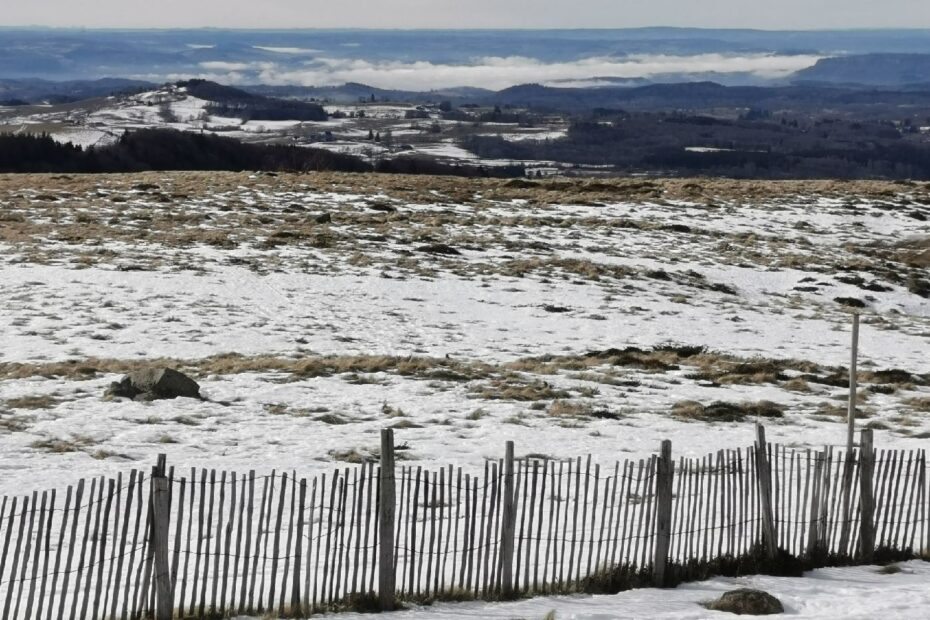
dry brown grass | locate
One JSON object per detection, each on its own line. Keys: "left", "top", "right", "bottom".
{"left": 905, "top": 396, "right": 930, "bottom": 412}
{"left": 30, "top": 434, "right": 98, "bottom": 453}
{"left": 547, "top": 399, "right": 594, "bottom": 417}
{"left": 0, "top": 352, "right": 496, "bottom": 382}
{"left": 0, "top": 413, "right": 33, "bottom": 433}
{"left": 4, "top": 394, "right": 62, "bottom": 409}
{"left": 671, "top": 400, "right": 785, "bottom": 422}
{"left": 469, "top": 379, "right": 570, "bottom": 402}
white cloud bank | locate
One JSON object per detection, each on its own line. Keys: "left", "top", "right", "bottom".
{"left": 190, "top": 53, "right": 822, "bottom": 90}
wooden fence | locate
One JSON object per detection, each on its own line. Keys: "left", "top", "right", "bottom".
{"left": 0, "top": 425, "right": 926, "bottom": 619}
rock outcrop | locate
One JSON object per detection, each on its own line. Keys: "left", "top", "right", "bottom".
{"left": 105, "top": 368, "right": 202, "bottom": 401}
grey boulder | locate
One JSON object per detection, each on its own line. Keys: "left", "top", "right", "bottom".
{"left": 706, "top": 588, "right": 784, "bottom": 615}
{"left": 106, "top": 368, "right": 202, "bottom": 402}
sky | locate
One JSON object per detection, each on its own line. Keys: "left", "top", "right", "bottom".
{"left": 4, "top": 0, "right": 930, "bottom": 29}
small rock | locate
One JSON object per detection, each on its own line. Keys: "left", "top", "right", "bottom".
{"left": 834, "top": 296, "right": 866, "bottom": 308}
{"left": 416, "top": 243, "right": 460, "bottom": 256}
{"left": 707, "top": 588, "right": 784, "bottom": 615}
{"left": 314, "top": 212, "right": 332, "bottom": 224}
{"left": 106, "top": 368, "right": 202, "bottom": 402}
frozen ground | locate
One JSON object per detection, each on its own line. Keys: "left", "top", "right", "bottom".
{"left": 305, "top": 560, "right": 930, "bottom": 619}
{"left": 0, "top": 172, "right": 928, "bottom": 497}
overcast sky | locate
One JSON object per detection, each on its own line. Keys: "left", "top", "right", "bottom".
{"left": 4, "top": 0, "right": 930, "bottom": 29}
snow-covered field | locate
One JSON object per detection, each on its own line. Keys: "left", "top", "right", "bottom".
{"left": 0, "top": 172, "right": 928, "bottom": 500}
{"left": 1, "top": 172, "right": 929, "bottom": 618}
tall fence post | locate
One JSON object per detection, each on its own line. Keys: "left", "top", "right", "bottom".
{"left": 858, "top": 429, "right": 875, "bottom": 562}
{"left": 653, "top": 439, "right": 673, "bottom": 587}
{"left": 378, "top": 429, "right": 396, "bottom": 611}
{"left": 500, "top": 441, "right": 516, "bottom": 598}
{"left": 754, "top": 424, "right": 778, "bottom": 559}
{"left": 847, "top": 312, "right": 860, "bottom": 455}
{"left": 151, "top": 455, "right": 172, "bottom": 620}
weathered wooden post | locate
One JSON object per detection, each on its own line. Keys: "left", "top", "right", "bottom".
{"left": 152, "top": 455, "right": 172, "bottom": 620}
{"left": 378, "top": 429, "right": 396, "bottom": 611}
{"left": 754, "top": 425, "right": 778, "bottom": 559}
{"left": 858, "top": 429, "right": 875, "bottom": 562}
{"left": 500, "top": 441, "right": 516, "bottom": 598}
{"left": 653, "top": 439, "right": 673, "bottom": 587}
{"left": 847, "top": 312, "right": 860, "bottom": 455}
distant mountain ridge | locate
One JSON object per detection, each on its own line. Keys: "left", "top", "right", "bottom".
{"left": 793, "top": 53, "right": 930, "bottom": 87}
{"left": 0, "top": 78, "right": 152, "bottom": 104}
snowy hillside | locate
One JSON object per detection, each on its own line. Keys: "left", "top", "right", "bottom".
{"left": 0, "top": 173, "right": 927, "bottom": 498}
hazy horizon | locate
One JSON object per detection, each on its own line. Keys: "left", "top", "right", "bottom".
{"left": 3, "top": 1, "right": 930, "bottom": 30}
{"left": 4, "top": 25, "right": 930, "bottom": 89}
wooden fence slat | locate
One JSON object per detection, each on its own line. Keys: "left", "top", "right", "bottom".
{"left": 876, "top": 450, "right": 897, "bottom": 547}
{"left": 892, "top": 451, "right": 914, "bottom": 549}
{"left": 102, "top": 476, "right": 120, "bottom": 618}
{"left": 654, "top": 441, "right": 673, "bottom": 587}
{"left": 641, "top": 456, "right": 657, "bottom": 569}
{"left": 35, "top": 489, "right": 55, "bottom": 620}
{"left": 24, "top": 490, "right": 48, "bottom": 620}
{"left": 424, "top": 470, "right": 436, "bottom": 597}
{"left": 440, "top": 464, "right": 454, "bottom": 596}
{"left": 191, "top": 469, "right": 206, "bottom": 617}
{"left": 0, "top": 496, "right": 15, "bottom": 620}
{"left": 268, "top": 471, "right": 286, "bottom": 611}
{"left": 283, "top": 470, "right": 297, "bottom": 614}
{"left": 260, "top": 470, "right": 278, "bottom": 611}
{"left": 312, "top": 474, "right": 326, "bottom": 610}
{"left": 542, "top": 462, "right": 557, "bottom": 592}
{"left": 322, "top": 469, "right": 338, "bottom": 608}
{"left": 211, "top": 470, "right": 226, "bottom": 615}
{"left": 533, "top": 461, "right": 548, "bottom": 592}
{"left": 415, "top": 469, "right": 427, "bottom": 597}
{"left": 110, "top": 472, "right": 135, "bottom": 620}
{"left": 4, "top": 494, "right": 29, "bottom": 620}
{"left": 303, "top": 477, "right": 317, "bottom": 614}
{"left": 334, "top": 471, "right": 349, "bottom": 603}
{"left": 239, "top": 471, "right": 255, "bottom": 614}
{"left": 223, "top": 472, "right": 236, "bottom": 612}
{"left": 350, "top": 464, "right": 364, "bottom": 597}
{"left": 92, "top": 480, "right": 115, "bottom": 620}
{"left": 232, "top": 473, "right": 246, "bottom": 614}
{"left": 434, "top": 465, "right": 444, "bottom": 596}
{"left": 631, "top": 459, "right": 647, "bottom": 569}
{"left": 556, "top": 459, "right": 570, "bottom": 590}
{"left": 292, "top": 478, "right": 306, "bottom": 613}
{"left": 248, "top": 472, "right": 269, "bottom": 613}
{"left": 72, "top": 480, "right": 96, "bottom": 620}
{"left": 48, "top": 487, "right": 71, "bottom": 620}
{"left": 616, "top": 460, "right": 633, "bottom": 568}
{"left": 125, "top": 473, "right": 145, "bottom": 620}
{"left": 179, "top": 472, "right": 195, "bottom": 617}
{"left": 474, "top": 464, "right": 487, "bottom": 597}
{"left": 13, "top": 491, "right": 38, "bottom": 620}
{"left": 199, "top": 468, "right": 216, "bottom": 617}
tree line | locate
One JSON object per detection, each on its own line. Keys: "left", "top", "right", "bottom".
{"left": 0, "top": 130, "right": 524, "bottom": 178}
